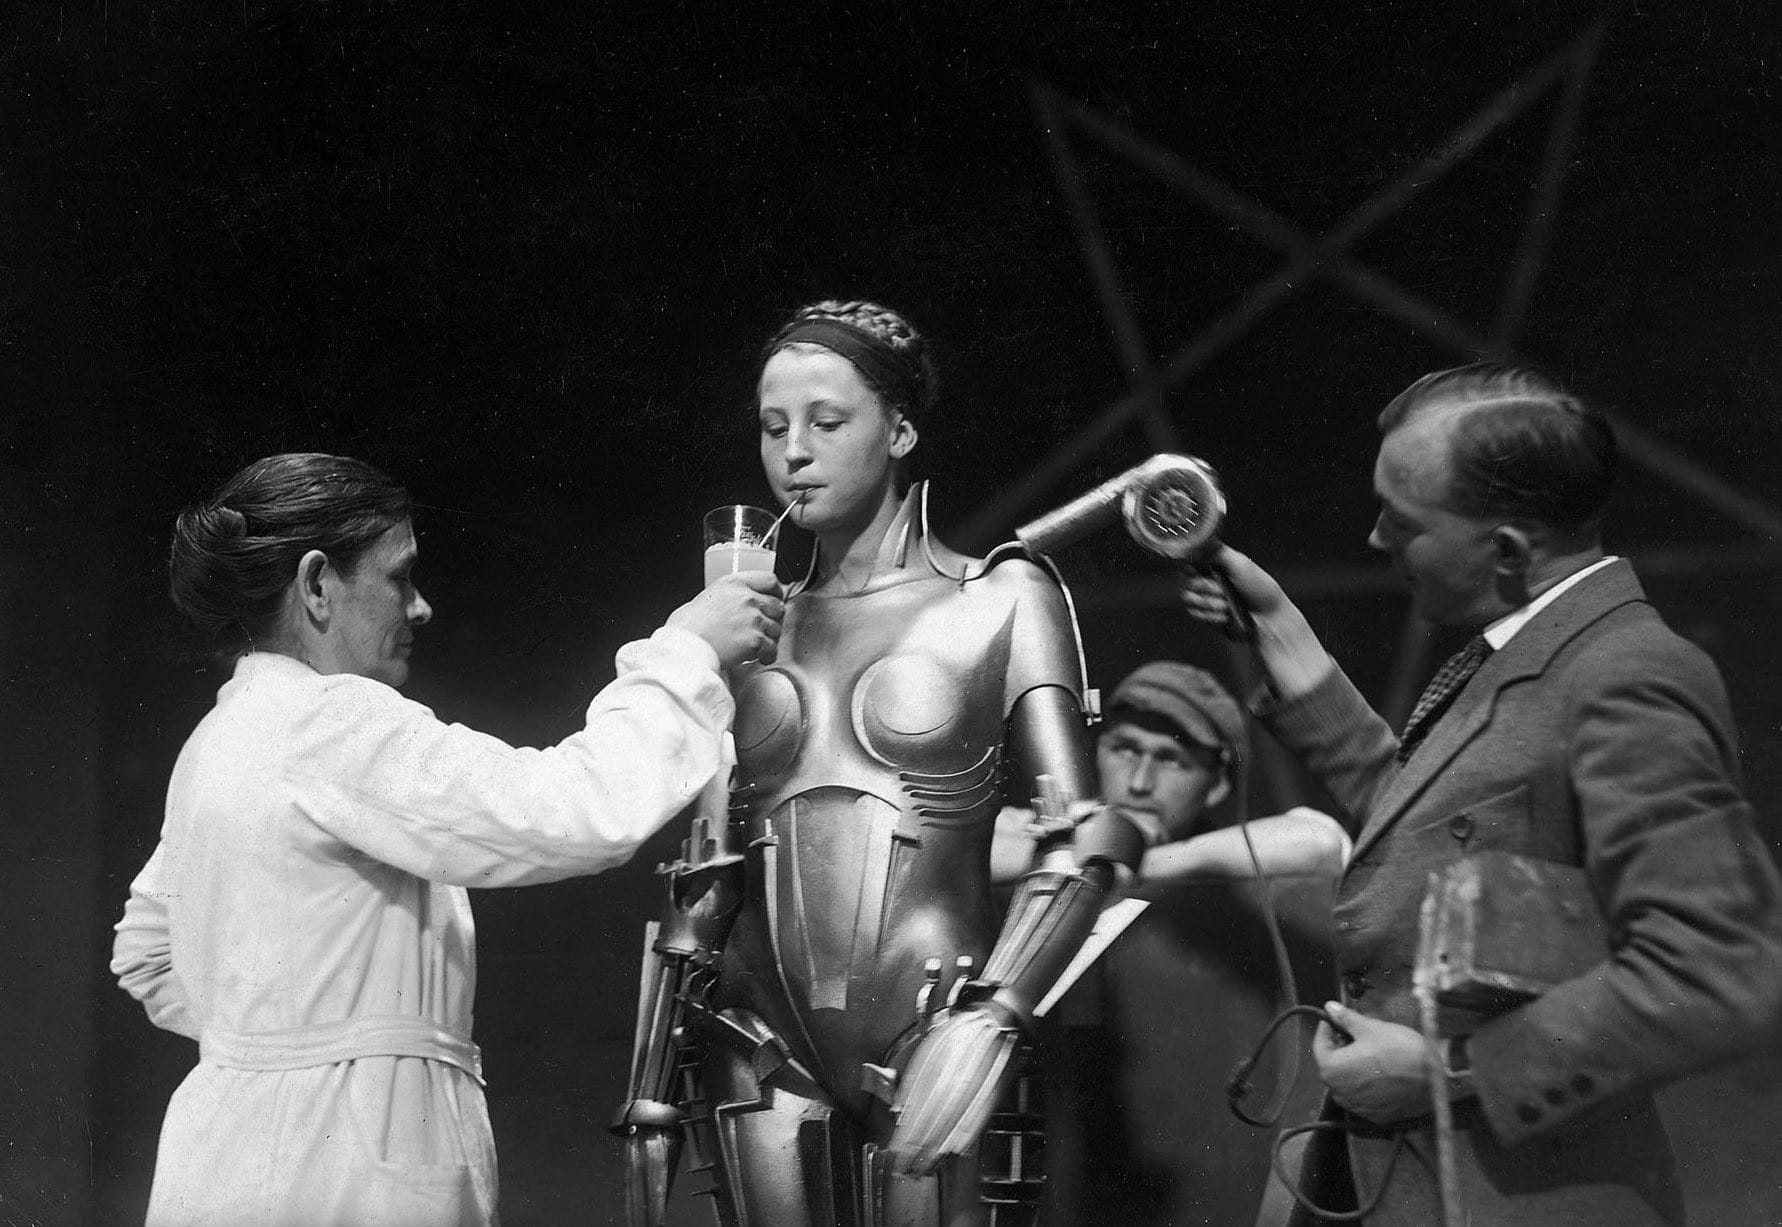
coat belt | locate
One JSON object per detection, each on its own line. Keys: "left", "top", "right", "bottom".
{"left": 200, "top": 1014, "right": 484, "bottom": 1084}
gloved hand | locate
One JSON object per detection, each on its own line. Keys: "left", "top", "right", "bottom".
{"left": 884, "top": 1001, "right": 1023, "bottom": 1176}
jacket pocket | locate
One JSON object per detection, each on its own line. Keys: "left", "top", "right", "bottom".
{"left": 1406, "top": 780, "right": 1533, "bottom": 851}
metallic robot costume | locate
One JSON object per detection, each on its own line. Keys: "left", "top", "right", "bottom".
{"left": 616, "top": 485, "right": 1140, "bottom": 1227}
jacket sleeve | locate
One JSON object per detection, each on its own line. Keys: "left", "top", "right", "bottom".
{"left": 1256, "top": 664, "right": 1399, "bottom": 835}
{"left": 285, "top": 626, "right": 736, "bottom": 888}
{"left": 1469, "top": 632, "right": 1782, "bottom": 1145}
{"left": 110, "top": 842, "right": 201, "bottom": 1040}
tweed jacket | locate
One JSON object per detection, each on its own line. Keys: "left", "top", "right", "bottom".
{"left": 1262, "top": 560, "right": 1782, "bottom": 1227}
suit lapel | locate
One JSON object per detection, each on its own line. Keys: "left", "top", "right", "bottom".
{"left": 1347, "top": 561, "right": 1648, "bottom": 866}
{"left": 1350, "top": 655, "right": 1506, "bottom": 862}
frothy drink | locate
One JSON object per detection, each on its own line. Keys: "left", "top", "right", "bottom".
{"left": 704, "top": 541, "right": 777, "bottom": 587}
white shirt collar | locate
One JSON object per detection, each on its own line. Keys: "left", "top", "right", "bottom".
{"left": 1482, "top": 556, "right": 1619, "bottom": 650}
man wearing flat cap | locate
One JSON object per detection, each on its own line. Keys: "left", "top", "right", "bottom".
{"left": 1095, "top": 660, "right": 1249, "bottom": 847}
{"left": 997, "top": 660, "right": 1346, "bottom": 1225}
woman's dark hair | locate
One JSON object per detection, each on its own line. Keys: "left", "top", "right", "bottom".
{"left": 761, "top": 299, "right": 940, "bottom": 424}
{"left": 1378, "top": 362, "right": 1617, "bottom": 535}
{"left": 168, "top": 453, "right": 412, "bottom": 657}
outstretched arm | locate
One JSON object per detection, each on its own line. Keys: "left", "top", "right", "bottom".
{"left": 992, "top": 804, "right": 1349, "bottom": 891}
{"left": 1127, "top": 806, "right": 1350, "bottom": 896}
{"left": 283, "top": 625, "right": 736, "bottom": 887}
{"left": 1180, "top": 545, "right": 1336, "bottom": 702}
{"left": 1190, "top": 546, "right": 1399, "bottom": 823}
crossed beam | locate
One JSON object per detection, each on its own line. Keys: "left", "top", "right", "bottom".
{"left": 1072, "top": 540, "right": 1782, "bottom": 613}
{"left": 964, "top": 21, "right": 1782, "bottom": 556}
{"left": 978, "top": 18, "right": 1782, "bottom": 728}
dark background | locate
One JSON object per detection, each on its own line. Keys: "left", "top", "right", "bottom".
{"left": 5, "top": 3, "right": 1781, "bottom": 1224}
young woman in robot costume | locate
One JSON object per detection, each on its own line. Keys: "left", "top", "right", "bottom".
{"left": 614, "top": 301, "right": 1146, "bottom": 1226}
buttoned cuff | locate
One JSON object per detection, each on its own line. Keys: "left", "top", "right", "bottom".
{"left": 1466, "top": 1011, "right": 1620, "bottom": 1145}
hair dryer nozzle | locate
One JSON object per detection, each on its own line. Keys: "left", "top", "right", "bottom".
{"left": 1014, "top": 470, "right": 1130, "bottom": 556}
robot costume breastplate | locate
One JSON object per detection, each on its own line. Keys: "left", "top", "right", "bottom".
{"left": 719, "top": 568, "right": 1023, "bottom": 1093}
{"left": 734, "top": 574, "right": 1015, "bottom": 822}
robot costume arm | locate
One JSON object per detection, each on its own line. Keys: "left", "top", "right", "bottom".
{"left": 887, "top": 676, "right": 1148, "bottom": 1175}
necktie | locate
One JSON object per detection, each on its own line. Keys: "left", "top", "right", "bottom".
{"left": 1397, "top": 635, "right": 1492, "bottom": 764}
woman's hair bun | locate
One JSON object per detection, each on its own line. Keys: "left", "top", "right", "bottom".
{"left": 167, "top": 454, "right": 411, "bottom": 660}
{"left": 175, "top": 502, "right": 247, "bottom": 547}
{"left": 208, "top": 504, "right": 248, "bottom": 539}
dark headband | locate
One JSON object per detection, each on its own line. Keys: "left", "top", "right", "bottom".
{"left": 770, "top": 318, "right": 923, "bottom": 419}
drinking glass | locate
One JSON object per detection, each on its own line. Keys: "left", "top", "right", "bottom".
{"left": 702, "top": 505, "right": 779, "bottom": 588}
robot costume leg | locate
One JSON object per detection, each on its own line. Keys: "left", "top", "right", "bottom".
{"left": 612, "top": 799, "right": 746, "bottom": 1226}
{"left": 695, "top": 1037, "right": 852, "bottom": 1227}
{"left": 977, "top": 1063, "right": 1048, "bottom": 1227}
{"left": 611, "top": 922, "right": 698, "bottom": 1227}
{"left": 689, "top": 1014, "right": 1004, "bottom": 1227}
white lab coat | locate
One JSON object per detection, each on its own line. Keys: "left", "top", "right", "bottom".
{"left": 111, "top": 630, "right": 732, "bottom": 1226}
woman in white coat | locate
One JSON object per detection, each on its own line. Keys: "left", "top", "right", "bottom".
{"left": 111, "top": 452, "right": 783, "bottom": 1227}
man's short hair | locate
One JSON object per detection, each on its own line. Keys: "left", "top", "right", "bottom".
{"left": 1379, "top": 362, "right": 1617, "bottom": 535}
{"left": 1103, "top": 661, "right": 1247, "bottom": 776}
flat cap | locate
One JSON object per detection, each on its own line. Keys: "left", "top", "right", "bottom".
{"left": 1105, "top": 660, "right": 1247, "bottom": 768}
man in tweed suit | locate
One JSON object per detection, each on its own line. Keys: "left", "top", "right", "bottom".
{"left": 1183, "top": 363, "right": 1782, "bottom": 1225}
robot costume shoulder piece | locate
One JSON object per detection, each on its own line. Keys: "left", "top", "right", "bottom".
{"left": 614, "top": 483, "right": 1142, "bottom": 1227}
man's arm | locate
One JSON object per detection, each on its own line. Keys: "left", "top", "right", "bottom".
{"left": 1128, "top": 806, "right": 1350, "bottom": 893}
{"left": 1180, "top": 545, "right": 1337, "bottom": 701}
{"left": 992, "top": 804, "right": 1349, "bottom": 890}
{"left": 1183, "top": 545, "right": 1398, "bottom": 828}
{"left": 1466, "top": 630, "right": 1782, "bottom": 1145}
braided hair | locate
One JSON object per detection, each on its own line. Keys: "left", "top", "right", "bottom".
{"left": 763, "top": 299, "right": 939, "bottom": 424}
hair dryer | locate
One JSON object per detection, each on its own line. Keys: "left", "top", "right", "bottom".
{"left": 1015, "top": 454, "right": 1252, "bottom": 639}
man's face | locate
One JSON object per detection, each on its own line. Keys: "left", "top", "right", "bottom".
{"left": 1367, "top": 413, "right": 1505, "bottom": 630}
{"left": 1097, "top": 721, "right": 1224, "bottom": 842}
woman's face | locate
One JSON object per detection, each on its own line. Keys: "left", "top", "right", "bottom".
{"left": 322, "top": 518, "right": 431, "bottom": 688}
{"left": 758, "top": 345, "right": 916, "bottom": 536}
